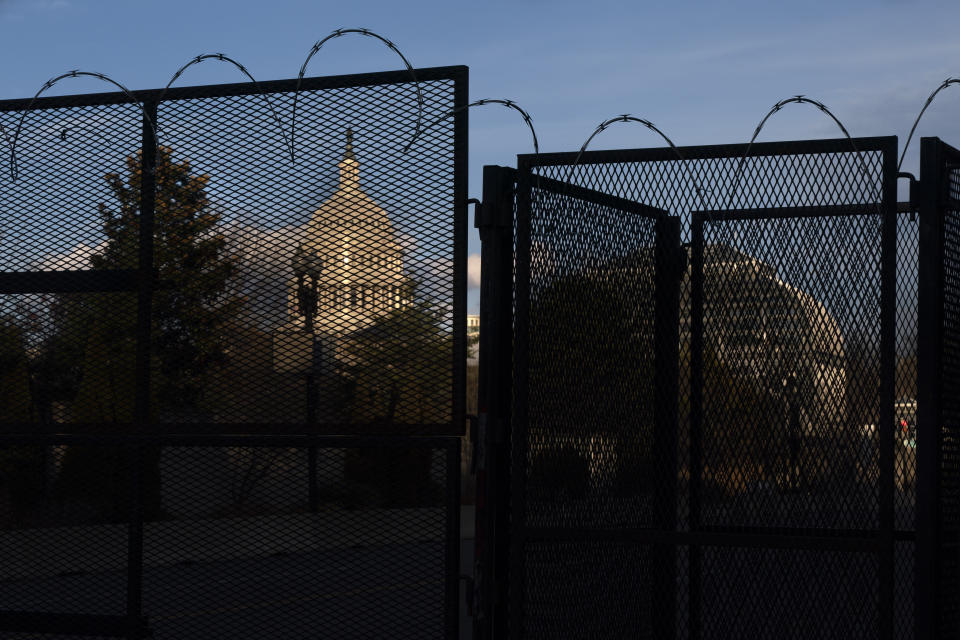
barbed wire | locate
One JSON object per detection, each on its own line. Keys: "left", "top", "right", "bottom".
{"left": 5, "top": 70, "right": 158, "bottom": 182}
{"left": 727, "top": 95, "right": 882, "bottom": 283}
{"left": 728, "top": 96, "right": 876, "bottom": 209}
{"left": 156, "top": 53, "right": 292, "bottom": 159}
{"left": 291, "top": 28, "right": 423, "bottom": 164}
{"left": 899, "top": 77, "right": 960, "bottom": 172}
{"left": 404, "top": 98, "right": 538, "bottom": 154}
{"left": 564, "top": 115, "right": 708, "bottom": 211}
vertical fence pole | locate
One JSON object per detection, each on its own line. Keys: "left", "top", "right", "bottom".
{"left": 445, "top": 439, "right": 462, "bottom": 640}
{"left": 654, "top": 215, "right": 682, "bottom": 640}
{"left": 306, "top": 371, "right": 318, "bottom": 513}
{"left": 915, "top": 136, "right": 943, "bottom": 639}
{"left": 688, "top": 216, "right": 705, "bottom": 640}
{"left": 475, "top": 165, "right": 516, "bottom": 640}
{"left": 508, "top": 162, "right": 533, "bottom": 640}
{"left": 879, "top": 137, "right": 898, "bottom": 640}
{"left": 128, "top": 98, "right": 157, "bottom": 640}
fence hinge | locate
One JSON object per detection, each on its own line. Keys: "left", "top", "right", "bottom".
{"left": 473, "top": 199, "right": 512, "bottom": 229}
{"left": 469, "top": 198, "right": 486, "bottom": 229}
{"left": 899, "top": 172, "right": 919, "bottom": 220}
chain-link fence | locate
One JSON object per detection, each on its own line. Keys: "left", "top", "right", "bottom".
{"left": 0, "top": 66, "right": 467, "bottom": 638}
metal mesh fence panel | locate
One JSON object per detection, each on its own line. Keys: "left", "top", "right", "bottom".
{"left": 0, "top": 101, "right": 144, "bottom": 274}
{"left": 0, "top": 67, "right": 465, "bottom": 437}
{"left": 510, "top": 171, "right": 677, "bottom": 637}
{"left": 521, "top": 541, "right": 653, "bottom": 640}
{"left": 895, "top": 540, "right": 915, "bottom": 640}
{"left": 142, "top": 439, "right": 453, "bottom": 640}
{"left": 699, "top": 546, "right": 880, "bottom": 640}
{"left": 520, "top": 139, "right": 891, "bottom": 534}
{"left": 0, "top": 436, "right": 458, "bottom": 639}
{"left": 508, "top": 137, "right": 900, "bottom": 639}
{"left": 153, "top": 75, "right": 462, "bottom": 433}
{"left": 895, "top": 213, "right": 919, "bottom": 531}
{"left": 694, "top": 211, "right": 880, "bottom": 531}
{"left": 0, "top": 444, "right": 129, "bottom": 615}
{"left": 0, "top": 67, "right": 465, "bottom": 638}
{"left": 520, "top": 180, "right": 662, "bottom": 531}
{"left": 940, "top": 162, "right": 960, "bottom": 636}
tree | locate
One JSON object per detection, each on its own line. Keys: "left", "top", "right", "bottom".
{"left": 344, "top": 294, "right": 452, "bottom": 425}
{"left": 0, "top": 316, "right": 44, "bottom": 526}
{"left": 95, "top": 145, "right": 244, "bottom": 412}
{"left": 525, "top": 256, "right": 658, "bottom": 500}
{"left": 54, "top": 146, "right": 243, "bottom": 522}
{"left": 340, "top": 290, "right": 453, "bottom": 507}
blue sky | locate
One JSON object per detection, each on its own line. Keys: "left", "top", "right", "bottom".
{"left": 2, "top": 0, "right": 959, "bottom": 312}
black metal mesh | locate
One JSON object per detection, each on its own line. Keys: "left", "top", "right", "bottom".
{"left": 895, "top": 213, "right": 919, "bottom": 532}
{"left": 699, "top": 547, "right": 879, "bottom": 640}
{"left": 521, "top": 182, "right": 662, "bottom": 530}
{"left": 154, "top": 78, "right": 459, "bottom": 432}
{"left": 939, "top": 163, "right": 960, "bottom": 636}
{"left": 0, "top": 68, "right": 465, "bottom": 638}
{"left": 510, "top": 138, "right": 901, "bottom": 639}
{"left": 0, "top": 102, "right": 143, "bottom": 274}
{"left": 0, "top": 70, "right": 463, "bottom": 436}
{"left": 895, "top": 540, "right": 915, "bottom": 640}
{"left": 143, "top": 440, "right": 452, "bottom": 639}
{"left": 521, "top": 541, "right": 653, "bottom": 640}
{"left": 523, "top": 141, "right": 888, "bottom": 534}
{"left": 0, "top": 437, "right": 456, "bottom": 639}
{"left": 696, "top": 212, "right": 880, "bottom": 531}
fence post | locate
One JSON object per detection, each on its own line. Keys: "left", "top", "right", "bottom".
{"left": 128, "top": 98, "right": 157, "bottom": 639}
{"left": 445, "top": 438, "right": 462, "bottom": 639}
{"left": 474, "top": 165, "right": 516, "bottom": 640}
{"left": 688, "top": 215, "right": 705, "bottom": 640}
{"left": 879, "top": 136, "right": 898, "bottom": 640}
{"left": 915, "top": 136, "right": 943, "bottom": 639}
{"left": 654, "top": 215, "right": 682, "bottom": 640}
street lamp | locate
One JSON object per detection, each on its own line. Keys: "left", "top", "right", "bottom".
{"left": 292, "top": 242, "right": 323, "bottom": 513}
{"left": 293, "top": 242, "right": 323, "bottom": 334}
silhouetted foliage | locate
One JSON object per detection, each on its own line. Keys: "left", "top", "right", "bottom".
{"left": 0, "top": 317, "right": 44, "bottom": 526}
{"left": 54, "top": 147, "right": 242, "bottom": 522}
{"left": 341, "top": 291, "right": 451, "bottom": 507}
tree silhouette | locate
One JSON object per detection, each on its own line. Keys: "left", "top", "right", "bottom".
{"left": 55, "top": 146, "right": 243, "bottom": 522}
{"left": 341, "top": 290, "right": 452, "bottom": 507}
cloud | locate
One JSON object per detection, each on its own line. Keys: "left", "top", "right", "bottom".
{"left": 468, "top": 253, "right": 481, "bottom": 289}
{"left": 33, "top": 239, "right": 107, "bottom": 271}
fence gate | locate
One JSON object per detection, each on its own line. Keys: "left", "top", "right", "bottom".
{"left": 0, "top": 66, "right": 467, "bottom": 639}
{"left": 478, "top": 136, "right": 926, "bottom": 639}
{"left": 917, "top": 136, "right": 960, "bottom": 639}
{"left": 476, "top": 163, "right": 682, "bottom": 639}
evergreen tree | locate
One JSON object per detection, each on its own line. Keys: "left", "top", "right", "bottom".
{"left": 55, "top": 146, "right": 243, "bottom": 522}
{"left": 88, "top": 145, "right": 244, "bottom": 413}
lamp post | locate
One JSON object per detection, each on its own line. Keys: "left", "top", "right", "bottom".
{"left": 292, "top": 242, "right": 323, "bottom": 513}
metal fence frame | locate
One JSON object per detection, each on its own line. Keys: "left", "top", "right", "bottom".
{"left": 474, "top": 135, "right": 950, "bottom": 639}
{"left": 917, "top": 135, "right": 960, "bottom": 639}
{"left": 0, "top": 65, "right": 468, "bottom": 638}
{"left": 0, "top": 433, "right": 461, "bottom": 638}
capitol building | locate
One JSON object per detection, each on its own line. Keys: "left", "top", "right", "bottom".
{"left": 285, "top": 128, "right": 411, "bottom": 336}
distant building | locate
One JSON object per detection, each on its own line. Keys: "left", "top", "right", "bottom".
{"left": 467, "top": 314, "right": 479, "bottom": 363}
{"left": 286, "top": 129, "right": 411, "bottom": 335}
{"left": 687, "top": 243, "right": 847, "bottom": 434}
